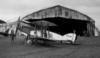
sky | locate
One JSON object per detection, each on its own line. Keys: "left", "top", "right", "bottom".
{"left": 0, "top": 0, "right": 100, "bottom": 29}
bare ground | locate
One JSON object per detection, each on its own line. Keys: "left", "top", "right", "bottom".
{"left": 0, "top": 36, "right": 100, "bottom": 58}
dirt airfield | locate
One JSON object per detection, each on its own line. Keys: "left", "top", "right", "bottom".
{"left": 0, "top": 36, "right": 100, "bottom": 58}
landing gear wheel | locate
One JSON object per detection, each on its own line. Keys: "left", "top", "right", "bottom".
{"left": 27, "top": 39, "right": 32, "bottom": 45}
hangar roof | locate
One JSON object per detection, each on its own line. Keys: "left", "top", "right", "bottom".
{"left": 22, "top": 5, "right": 94, "bottom": 22}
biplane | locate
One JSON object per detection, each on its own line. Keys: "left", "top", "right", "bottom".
{"left": 7, "top": 17, "right": 77, "bottom": 45}
{"left": 19, "top": 19, "right": 77, "bottom": 45}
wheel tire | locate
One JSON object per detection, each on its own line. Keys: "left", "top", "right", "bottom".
{"left": 27, "top": 40, "right": 32, "bottom": 45}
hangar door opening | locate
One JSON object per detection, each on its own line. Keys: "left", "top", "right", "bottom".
{"left": 44, "top": 17, "right": 91, "bottom": 36}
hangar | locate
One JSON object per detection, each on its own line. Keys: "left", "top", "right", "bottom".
{"left": 22, "top": 5, "right": 95, "bottom": 36}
